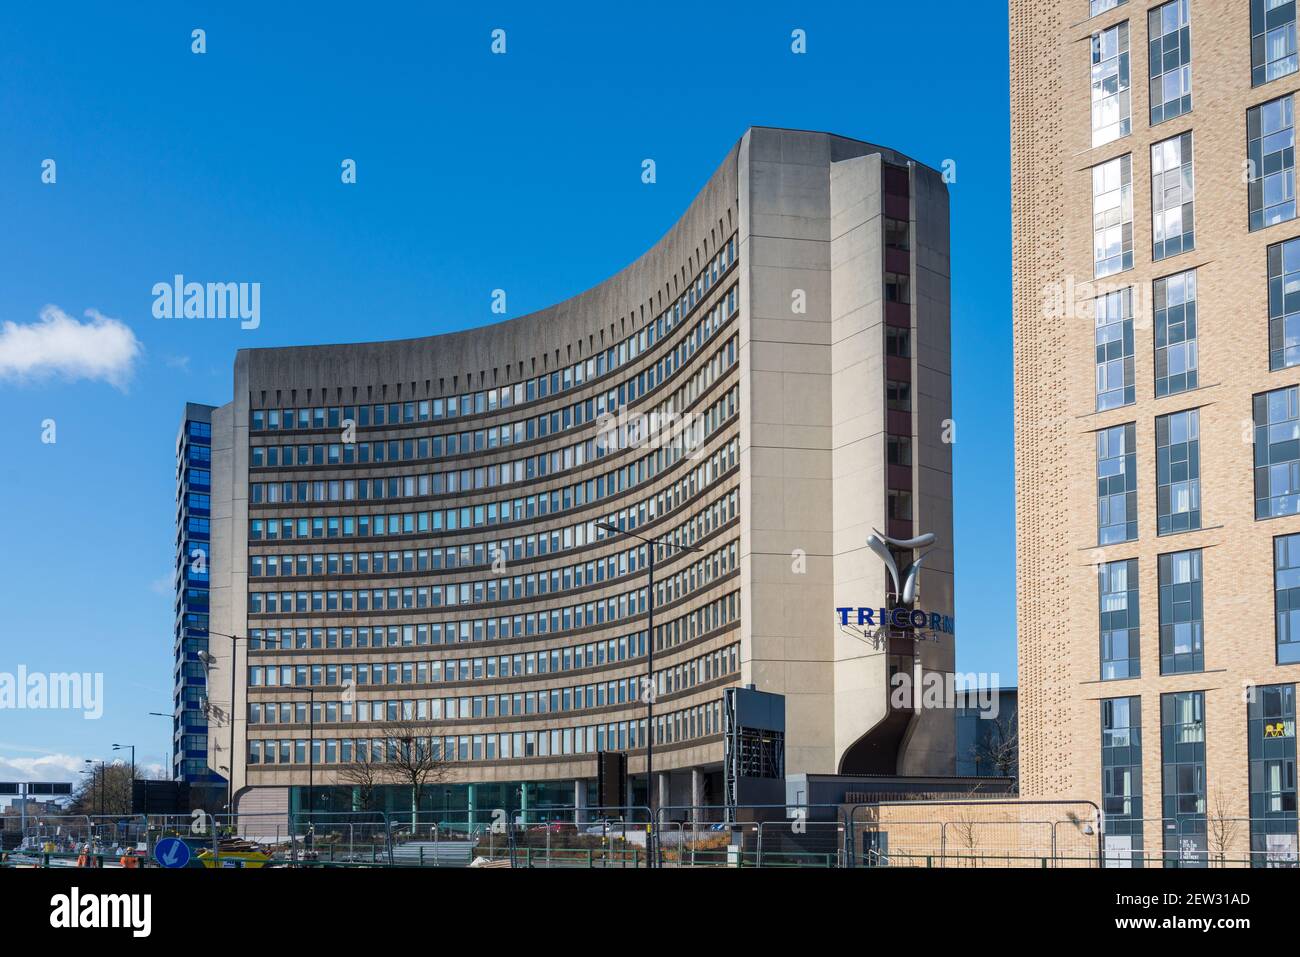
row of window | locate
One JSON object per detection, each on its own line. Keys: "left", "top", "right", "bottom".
{"left": 1091, "top": 134, "right": 1194, "bottom": 280}
{"left": 1096, "top": 407, "right": 1200, "bottom": 543}
{"left": 249, "top": 492, "right": 735, "bottom": 588}
{"left": 1097, "top": 382, "right": 1300, "bottom": 545}
{"left": 1101, "top": 684, "right": 1297, "bottom": 867}
{"left": 250, "top": 323, "right": 736, "bottom": 484}
{"left": 1091, "top": 0, "right": 1298, "bottom": 140}
{"left": 248, "top": 699, "right": 723, "bottom": 767}
{"left": 247, "top": 337, "right": 737, "bottom": 506}
{"left": 1100, "top": 530, "right": 1300, "bottom": 680}
{"left": 244, "top": 490, "right": 739, "bottom": 592}
{"left": 249, "top": 630, "right": 646, "bottom": 674}
{"left": 247, "top": 645, "right": 739, "bottom": 727}
{"left": 1097, "top": 238, "right": 1300, "bottom": 415}
{"left": 244, "top": 589, "right": 738, "bottom": 660}
{"left": 247, "top": 394, "right": 738, "bottom": 544}
{"left": 249, "top": 240, "right": 738, "bottom": 433}
{"left": 247, "top": 539, "right": 736, "bottom": 616}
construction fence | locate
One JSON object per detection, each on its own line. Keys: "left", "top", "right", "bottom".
{"left": 2, "top": 800, "right": 1295, "bottom": 868}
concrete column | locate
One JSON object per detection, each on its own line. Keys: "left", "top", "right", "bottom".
{"left": 574, "top": 779, "right": 587, "bottom": 826}
{"left": 466, "top": 784, "right": 476, "bottom": 829}
{"left": 691, "top": 768, "right": 705, "bottom": 823}
{"left": 657, "top": 772, "right": 671, "bottom": 819}
{"left": 519, "top": 782, "right": 529, "bottom": 826}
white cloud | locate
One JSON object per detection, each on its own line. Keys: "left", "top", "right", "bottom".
{"left": 0, "top": 305, "right": 143, "bottom": 389}
{"left": 164, "top": 354, "right": 191, "bottom": 372}
{"left": 0, "top": 751, "right": 87, "bottom": 782}
{"left": 149, "top": 573, "right": 173, "bottom": 595}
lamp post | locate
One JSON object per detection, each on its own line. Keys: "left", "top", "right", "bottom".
{"left": 203, "top": 631, "right": 249, "bottom": 820}
{"left": 595, "top": 520, "right": 701, "bottom": 865}
{"left": 147, "top": 712, "right": 173, "bottom": 781}
{"left": 112, "top": 744, "right": 135, "bottom": 812}
{"left": 83, "top": 759, "right": 104, "bottom": 817}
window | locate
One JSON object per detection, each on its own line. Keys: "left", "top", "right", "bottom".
{"left": 1252, "top": 0, "right": 1298, "bottom": 87}
{"left": 1254, "top": 385, "right": 1300, "bottom": 519}
{"left": 1156, "top": 409, "right": 1201, "bottom": 535}
{"left": 1100, "top": 559, "right": 1140, "bottom": 679}
{"left": 1248, "top": 95, "right": 1296, "bottom": 231}
{"left": 887, "top": 489, "right": 912, "bottom": 522}
{"left": 887, "top": 435, "right": 912, "bottom": 467}
{"left": 1095, "top": 287, "right": 1134, "bottom": 411}
{"left": 884, "top": 217, "right": 910, "bottom": 251}
{"left": 1148, "top": 0, "right": 1191, "bottom": 125}
{"left": 1269, "top": 236, "right": 1300, "bottom": 370}
{"left": 1097, "top": 423, "right": 1137, "bottom": 544}
{"left": 1161, "top": 691, "right": 1206, "bottom": 867}
{"left": 885, "top": 327, "right": 911, "bottom": 358}
{"left": 1158, "top": 549, "right": 1204, "bottom": 674}
{"left": 1275, "top": 534, "right": 1300, "bottom": 664}
{"left": 1154, "top": 269, "right": 1199, "bottom": 397}
{"left": 884, "top": 272, "right": 910, "bottom": 304}
{"left": 1101, "top": 697, "right": 1144, "bottom": 867}
{"left": 1091, "top": 0, "right": 1125, "bottom": 15}
{"left": 1247, "top": 683, "right": 1297, "bottom": 867}
{"left": 1091, "top": 21, "right": 1131, "bottom": 147}
{"left": 1093, "top": 155, "right": 1134, "bottom": 277}
{"left": 1151, "top": 132, "right": 1195, "bottom": 260}
{"left": 886, "top": 379, "right": 911, "bottom": 412}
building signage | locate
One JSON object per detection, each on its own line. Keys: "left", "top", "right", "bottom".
{"left": 835, "top": 529, "right": 954, "bottom": 642}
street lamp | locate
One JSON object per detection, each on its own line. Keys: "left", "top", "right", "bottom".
{"left": 203, "top": 631, "right": 250, "bottom": 819}
{"left": 112, "top": 744, "right": 135, "bottom": 812}
{"left": 595, "top": 520, "right": 701, "bottom": 862}
{"left": 83, "top": 759, "right": 104, "bottom": 817}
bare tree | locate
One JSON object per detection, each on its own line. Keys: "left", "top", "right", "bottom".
{"left": 1206, "top": 790, "right": 1242, "bottom": 867}
{"left": 378, "top": 718, "right": 451, "bottom": 827}
{"left": 971, "top": 710, "right": 1018, "bottom": 780}
{"left": 337, "top": 742, "right": 382, "bottom": 812}
{"left": 70, "top": 761, "right": 139, "bottom": 816}
{"left": 950, "top": 811, "right": 982, "bottom": 867}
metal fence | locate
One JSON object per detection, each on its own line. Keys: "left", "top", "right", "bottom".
{"left": 4, "top": 803, "right": 1295, "bottom": 869}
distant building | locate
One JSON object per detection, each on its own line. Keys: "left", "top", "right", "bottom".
{"left": 174, "top": 403, "right": 225, "bottom": 787}
{"left": 955, "top": 687, "right": 1017, "bottom": 779}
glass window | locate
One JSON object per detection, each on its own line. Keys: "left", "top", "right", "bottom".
{"left": 1148, "top": 0, "right": 1191, "bottom": 125}
{"left": 1161, "top": 690, "right": 1207, "bottom": 867}
{"left": 1100, "top": 559, "right": 1140, "bottom": 679}
{"left": 1101, "top": 696, "right": 1144, "bottom": 867}
{"left": 1252, "top": 0, "right": 1298, "bottom": 87}
{"left": 1097, "top": 423, "right": 1138, "bottom": 544}
{"left": 1093, "top": 155, "right": 1134, "bottom": 277}
{"left": 1254, "top": 385, "right": 1300, "bottom": 518}
{"left": 1091, "top": 0, "right": 1125, "bottom": 14}
{"left": 1154, "top": 269, "right": 1199, "bottom": 397}
{"left": 1275, "top": 534, "right": 1300, "bottom": 664}
{"left": 1248, "top": 95, "right": 1296, "bottom": 231}
{"left": 1095, "top": 287, "right": 1135, "bottom": 411}
{"left": 1151, "top": 132, "right": 1195, "bottom": 260}
{"left": 1091, "top": 21, "right": 1132, "bottom": 147}
{"left": 1247, "top": 682, "right": 1297, "bottom": 866}
{"left": 1158, "top": 549, "right": 1204, "bottom": 674}
{"left": 1156, "top": 409, "right": 1201, "bottom": 535}
{"left": 1268, "top": 235, "right": 1300, "bottom": 370}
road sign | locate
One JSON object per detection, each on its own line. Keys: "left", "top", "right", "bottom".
{"left": 154, "top": 837, "right": 191, "bottom": 869}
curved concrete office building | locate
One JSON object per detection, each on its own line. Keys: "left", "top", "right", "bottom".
{"left": 194, "top": 127, "right": 956, "bottom": 820}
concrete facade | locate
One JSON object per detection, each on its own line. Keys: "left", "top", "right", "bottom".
{"left": 196, "top": 128, "right": 955, "bottom": 814}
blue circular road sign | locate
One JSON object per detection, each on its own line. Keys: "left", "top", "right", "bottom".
{"left": 154, "top": 837, "right": 191, "bottom": 868}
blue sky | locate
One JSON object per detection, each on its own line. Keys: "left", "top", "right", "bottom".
{"left": 0, "top": 1, "right": 1013, "bottom": 783}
